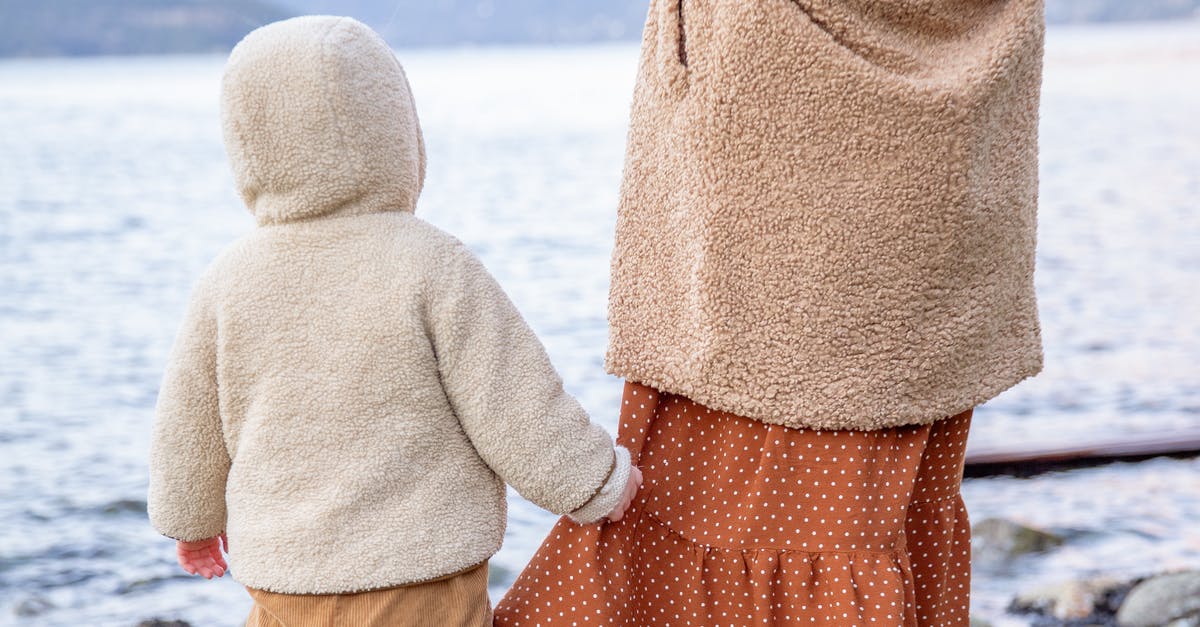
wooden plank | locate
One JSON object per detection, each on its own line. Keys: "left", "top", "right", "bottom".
{"left": 963, "top": 429, "right": 1200, "bottom": 478}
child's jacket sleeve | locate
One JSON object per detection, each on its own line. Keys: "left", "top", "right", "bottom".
{"left": 426, "top": 242, "right": 631, "bottom": 524}
{"left": 147, "top": 277, "right": 231, "bottom": 541}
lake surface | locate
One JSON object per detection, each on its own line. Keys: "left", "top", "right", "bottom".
{"left": 1, "top": 19, "right": 1198, "bottom": 627}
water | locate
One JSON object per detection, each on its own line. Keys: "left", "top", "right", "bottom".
{"left": 1, "top": 20, "right": 1198, "bottom": 626}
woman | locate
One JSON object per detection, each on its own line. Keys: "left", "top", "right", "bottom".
{"left": 496, "top": 0, "right": 1044, "bottom": 624}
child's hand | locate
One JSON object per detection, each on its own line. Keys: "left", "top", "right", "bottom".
{"left": 176, "top": 533, "right": 228, "bottom": 579}
{"left": 606, "top": 466, "right": 644, "bottom": 522}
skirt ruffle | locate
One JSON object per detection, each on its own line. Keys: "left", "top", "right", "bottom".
{"left": 495, "top": 382, "right": 973, "bottom": 626}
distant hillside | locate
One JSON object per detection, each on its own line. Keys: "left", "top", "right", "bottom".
{"left": 0, "top": 0, "right": 291, "bottom": 57}
{"left": 1, "top": 0, "right": 1198, "bottom": 58}
{"left": 1046, "top": 0, "right": 1200, "bottom": 23}
{"left": 275, "top": 0, "right": 649, "bottom": 46}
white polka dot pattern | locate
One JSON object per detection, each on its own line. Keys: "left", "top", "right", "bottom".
{"left": 495, "top": 382, "right": 974, "bottom": 626}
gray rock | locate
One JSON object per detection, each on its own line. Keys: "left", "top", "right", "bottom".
{"left": 1011, "top": 576, "right": 1128, "bottom": 621}
{"left": 100, "top": 499, "right": 147, "bottom": 515}
{"left": 14, "top": 594, "right": 54, "bottom": 617}
{"left": 1116, "top": 570, "right": 1200, "bottom": 627}
{"left": 487, "top": 562, "right": 513, "bottom": 589}
{"left": 972, "top": 517, "right": 1066, "bottom": 567}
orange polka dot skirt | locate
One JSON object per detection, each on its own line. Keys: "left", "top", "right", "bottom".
{"left": 494, "top": 381, "right": 974, "bottom": 626}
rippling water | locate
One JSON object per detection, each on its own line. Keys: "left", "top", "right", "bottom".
{"left": 1, "top": 20, "right": 1197, "bottom": 626}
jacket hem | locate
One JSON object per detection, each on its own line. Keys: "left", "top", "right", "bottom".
{"left": 604, "top": 354, "right": 1044, "bottom": 431}
{"left": 236, "top": 558, "right": 491, "bottom": 596}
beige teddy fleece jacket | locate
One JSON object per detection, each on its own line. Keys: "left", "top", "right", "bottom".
{"left": 147, "top": 16, "right": 631, "bottom": 595}
{"left": 607, "top": 0, "right": 1046, "bottom": 431}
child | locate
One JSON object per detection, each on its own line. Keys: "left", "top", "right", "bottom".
{"left": 147, "top": 16, "right": 641, "bottom": 626}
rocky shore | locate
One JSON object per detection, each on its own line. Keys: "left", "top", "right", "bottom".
{"left": 971, "top": 516, "right": 1200, "bottom": 627}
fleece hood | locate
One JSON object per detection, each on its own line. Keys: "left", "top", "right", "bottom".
{"left": 221, "top": 16, "right": 426, "bottom": 225}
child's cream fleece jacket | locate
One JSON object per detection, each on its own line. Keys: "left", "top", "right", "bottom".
{"left": 147, "top": 15, "right": 631, "bottom": 595}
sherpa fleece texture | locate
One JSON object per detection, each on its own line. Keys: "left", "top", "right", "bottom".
{"left": 147, "top": 16, "right": 630, "bottom": 595}
{"left": 606, "top": 0, "right": 1046, "bottom": 430}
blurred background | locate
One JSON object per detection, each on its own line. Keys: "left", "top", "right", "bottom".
{"left": 0, "top": 1, "right": 1197, "bottom": 625}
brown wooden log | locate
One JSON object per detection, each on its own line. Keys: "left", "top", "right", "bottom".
{"left": 963, "top": 429, "right": 1200, "bottom": 478}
